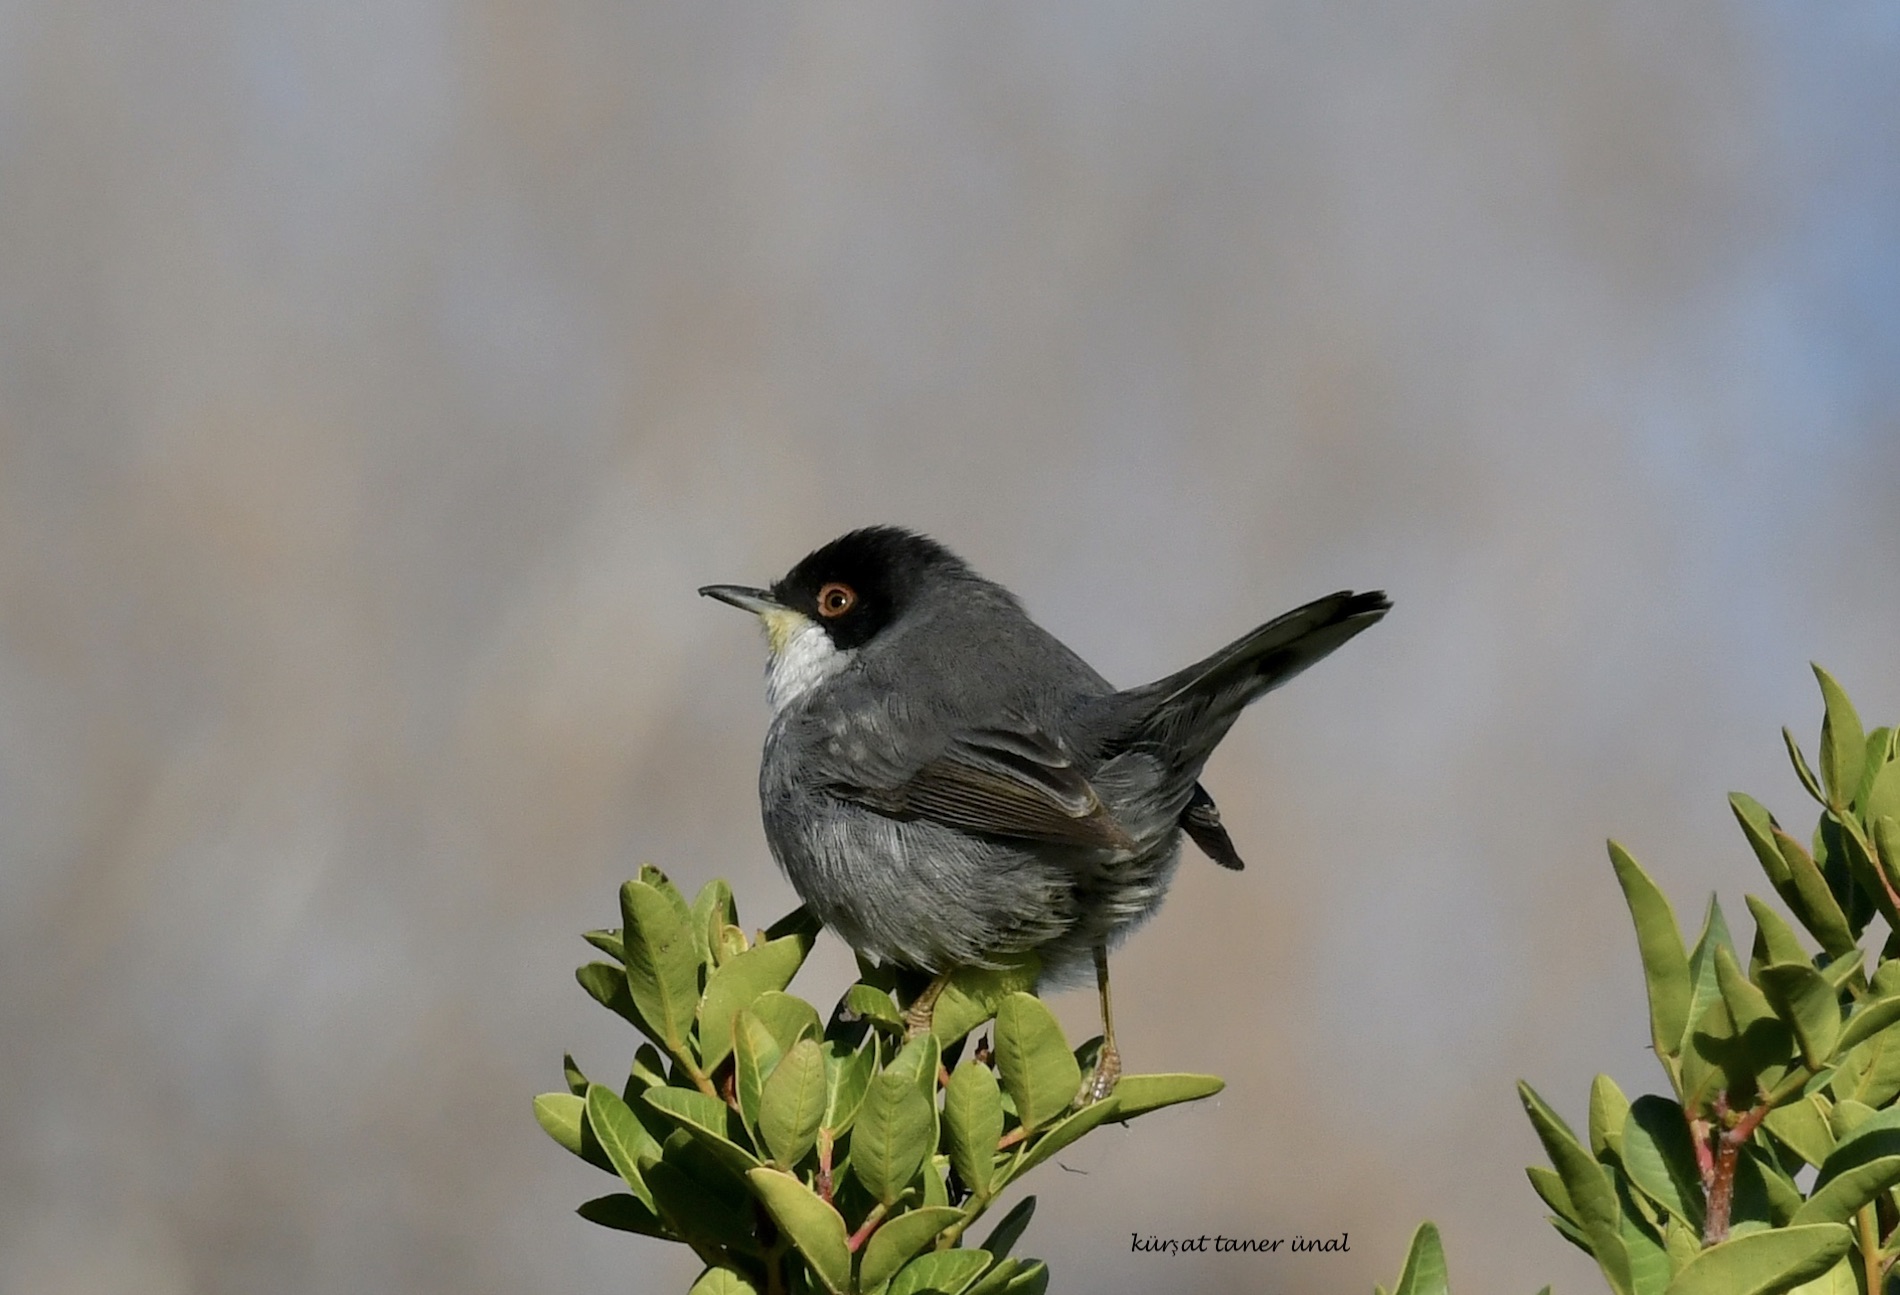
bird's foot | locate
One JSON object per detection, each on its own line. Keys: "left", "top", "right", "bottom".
{"left": 902, "top": 1000, "right": 935, "bottom": 1041}
{"left": 902, "top": 970, "right": 952, "bottom": 1041}
{"left": 1078, "top": 1041, "right": 1121, "bottom": 1106}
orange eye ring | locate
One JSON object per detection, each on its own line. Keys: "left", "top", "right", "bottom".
{"left": 816, "top": 582, "right": 857, "bottom": 618}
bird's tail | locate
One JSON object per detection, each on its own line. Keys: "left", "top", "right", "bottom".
{"left": 1110, "top": 590, "right": 1390, "bottom": 774}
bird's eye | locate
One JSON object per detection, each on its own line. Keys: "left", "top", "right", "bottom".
{"left": 816, "top": 582, "right": 857, "bottom": 618}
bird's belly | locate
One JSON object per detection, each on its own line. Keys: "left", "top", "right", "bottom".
{"left": 762, "top": 788, "right": 1183, "bottom": 983}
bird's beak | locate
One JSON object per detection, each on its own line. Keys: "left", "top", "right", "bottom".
{"left": 698, "top": 584, "right": 783, "bottom": 615}
{"left": 700, "top": 584, "right": 810, "bottom": 656}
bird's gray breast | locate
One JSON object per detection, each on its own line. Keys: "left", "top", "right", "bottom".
{"left": 754, "top": 597, "right": 1194, "bottom": 981}
{"left": 760, "top": 716, "right": 1078, "bottom": 972}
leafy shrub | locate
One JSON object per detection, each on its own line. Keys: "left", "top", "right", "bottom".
{"left": 1520, "top": 668, "right": 1900, "bottom": 1295}
{"left": 535, "top": 873, "right": 1222, "bottom": 1294}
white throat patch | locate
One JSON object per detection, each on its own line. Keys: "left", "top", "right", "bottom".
{"left": 764, "top": 615, "right": 852, "bottom": 713}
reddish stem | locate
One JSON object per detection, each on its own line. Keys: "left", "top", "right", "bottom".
{"left": 847, "top": 1204, "right": 889, "bottom": 1254}
{"left": 816, "top": 1131, "right": 834, "bottom": 1203}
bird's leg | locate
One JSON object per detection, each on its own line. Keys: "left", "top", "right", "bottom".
{"left": 1082, "top": 945, "right": 1121, "bottom": 1104}
{"left": 903, "top": 969, "right": 953, "bottom": 1041}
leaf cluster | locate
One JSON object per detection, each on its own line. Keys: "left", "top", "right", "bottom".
{"left": 534, "top": 867, "right": 1223, "bottom": 1294}
{"left": 1522, "top": 667, "right": 1900, "bottom": 1295}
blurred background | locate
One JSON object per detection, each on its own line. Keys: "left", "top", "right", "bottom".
{"left": 2, "top": 3, "right": 1897, "bottom": 1292}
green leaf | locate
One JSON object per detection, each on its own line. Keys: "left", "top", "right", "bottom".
{"left": 1875, "top": 817, "right": 1900, "bottom": 905}
{"left": 921, "top": 1152, "right": 951, "bottom": 1208}
{"left": 998, "top": 1261, "right": 1048, "bottom": 1295}
{"left": 1520, "top": 1080, "right": 1634, "bottom": 1295}
{"left": 735, "top": 1009, "right": 785, "bottom": 1143}
{"left": 1757, "top": 963, "right": 1842, "bottom": 1069}
{"left": 716, "top": 924, "right": 748, "bottom": 964}
{"left": 697, "top": 935, "right": 810, "bottom": 1070}
{"left": 945, "top": 1060, "right": 1006, "bottom": 1198}
{"left": 1790, "top": 1154, "right": 1900, "bottom": 1224}
{"left": 1734, "top": 797, "right": 1796, "bottom": 893}
{"left": 535, "top": 1091, "right": 589, "bottom": 1158}
{"left": 1828, "top": 1098, "right": 1876, "bottom": 1141}
{"left": 583, "top": 929, "right": 625, "bottom": 962}
{"left": 1708, "top": 947, "right": 1798, "bottom": 1088}
{"left": 1677, "top": 990, "right": 1736, "bottom": 1108}
{"left": 1619, "top": 1094, "right": 1704, "bottom": 1231}
{"left": 962, "top": 1259, "right": 1026, "bottom": 1295}
{"left": 1610, "top": 841, "right": 1693, "bottom": 1062}
{"left": 1813, "top": 666, "right": 1865, "bottom": 812}
{"left": 1770, "top": 829, "right": 1858, "bottom": 959}
{"left": 1853, "top": 728, "right": 1894, "bottom": 813}
{"left": 687, "top": 1265, "right": 761, "bottom": 1295}
{"left": 1742, "top": 1142, "right": 1803, "bottom": 1227}
{"left": 887, "top": 1248, "right": 993, "bottom": 1295}
{"left": 1005, "top": 1093, "right": 1124, "bottom": 1181}
{"left": 621, "top": 879, "right": 703, "bottom": 1058}
{"left": 1661, "top": 1222, "right": 1851, "bottom": 1295}
{"left": 746, "top": 1167, "right": 852, "bottom": 1295}
{"left": 563, "top": 1052, "right": 590, "bottom": 1096}
{"left": 1617, "top": 1189, "right": 1672, "bottom": 1295}
{"left": 1390, "top": 1221, "right": 1450, "bottom": 1295}
{"left": 846, "top": 983, "right": 906, "bottom": 1031}
{"left": 852, "top": 1070, "right": 937, "bottom": 1205}
{"left": 1109, "top": 1072, "right": 1225, "bottom": 1119}
{"left": 585, "top": 1083, "right": 661, "bottom": 1208}
{"left": 576, "top": 960, "right": 647, "bottom": 1030}
{"left": 857, "top": 1206, "right": 963, "bottom": 1293}
{"left": 1762, "top": 1095, "right": 1835, "bottom": 1169}
{"left": 1663, "top": 1216, "right": 1697, "bottom": 1277}
{"left": 1834, "top": 995, "right": 1900, "bottom": 1055}
{"left": 759, "top": 1038, "right": 826, "bottom": 1167}
{"left": 1783, "top": 1258, "right": 1858, "bottom": 1295}
{"left": 1743, "top": 896, "right": 1807, "bottom": 972}
{"left": 690, "top": 878, "right": 736, "bottom": 968}
{"left": 1813, "top": 1103, "right": 1900, "bottom": 1197}
{"left": 647, "top": 1138, "right": 762, "bottom": 1258}
{"left": 822, "top": 1034, "right": 877, "bottom": 1135}
{"left": 885, "top": 1031, "right": 944, "bottom": 1105}
{"left": 577, "top": 1192, "right": 671, "bottom": 1239}
{"left": 930, "top": 957, "right": 1041, "bottom": 1047}
{"left": 629, "top": 1042, "right": 669, "bottom": 1091}
{"left": 1785, "top": 728, "right": 1827, "bottom": 807}
{"left": 979, "top": 1194, "right": 1036, "bottom": 1260}
{"left": 1714, "top": 946, "right": 1777, "bottom": 1034}
{"left": 1682, "top": 897, "right": 1733, "bottom": 1056}
{"left": 641, "top": 1086, "right": 760, "bottom": 1175}
{"left": 1589, "top": 1073, "right": 1631, "bottom": 1161}
{"left": 750, "top": 991, "right": 824, "bottom": 1053}
{"left": 1824, "top": 815, "right": 1898, "bottom": 931}
{"left": 1528, "top": 1165, "right": 1578, "bottom": 1224}
{"left": 1865, "top": 762, "right": 1900, "bottom": 840}
{"left": 638, "top": 862, "right": 693, "bottom": 916}
{"left": 993, "top": 994, "right": 1082, "bottom": 1130}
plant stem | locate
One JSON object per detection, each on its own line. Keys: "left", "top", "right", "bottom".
{"left": 1860, "top": 1204, "right": 1882, "bottom": 1295}
{"left": 847, "top": 1203, "right": 890, "bottom": 1254}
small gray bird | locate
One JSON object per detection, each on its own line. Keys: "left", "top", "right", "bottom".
{"left": 702, "top": 526, "right": 1387, "bottom": 1102}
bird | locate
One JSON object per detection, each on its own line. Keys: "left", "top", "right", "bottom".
{"left": 700, "top": 526, "right": 1387, "bottom": 1102}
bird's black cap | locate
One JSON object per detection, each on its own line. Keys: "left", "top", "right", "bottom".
{"left": 772, "top": 526, "right": 970, "bottom": 650}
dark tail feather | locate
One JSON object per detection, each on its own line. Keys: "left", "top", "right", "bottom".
{"left": 1117, "top": 590, "right": 1390, "bottom": 771}
{"left": 1182, "top": 783, "right": 1246, "bottom": 870}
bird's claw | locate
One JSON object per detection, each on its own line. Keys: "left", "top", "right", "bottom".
{"left": 1078, "top": 1043, "right": 1121, "bottom": 1106}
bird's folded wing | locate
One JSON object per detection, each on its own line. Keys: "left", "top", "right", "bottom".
{"left": 831, "top": 720, "right": 1136, "bottom": 851}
